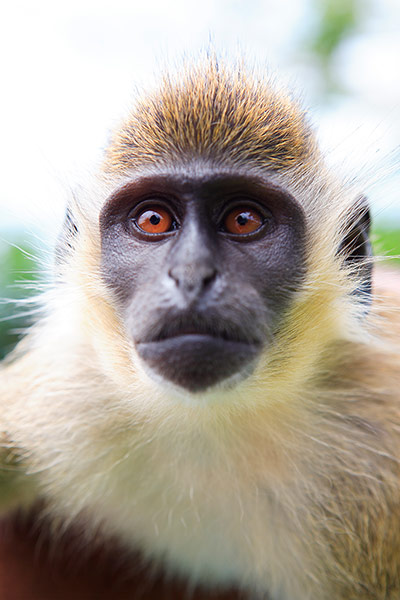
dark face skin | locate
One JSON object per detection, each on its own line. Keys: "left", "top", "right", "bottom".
{"left": 100, "top": 170, "right": 307, "bottom": 392}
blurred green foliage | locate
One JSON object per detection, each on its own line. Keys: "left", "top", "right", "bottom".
{"left": 373, "top": 228, "right": 400, "bottom": 264}
{"left": 309, "top": 0, "right": 361, "bottom": 60}
{"left": 304, "top": 0, "right": 370, "bottom": 92}
{"left": 0, "top": 242, "right": 40, "bottom": 360}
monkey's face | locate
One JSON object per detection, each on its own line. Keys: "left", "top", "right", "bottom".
{"left": 100, "top": 170, "right": 306, "bottom": 393}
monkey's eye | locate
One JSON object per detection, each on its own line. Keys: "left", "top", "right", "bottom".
{"left": 134, "top": 207, "right": 175, "bottom": 234}
{"left": 223, "top": 207, "right": 264, "bottom": 235}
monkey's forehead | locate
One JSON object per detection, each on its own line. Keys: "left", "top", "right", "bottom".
{"left": 103, "top": 60, "right": 318, "bottom": 175}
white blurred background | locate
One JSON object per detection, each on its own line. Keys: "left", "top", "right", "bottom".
{"left": 0, "top": 0, "right": 399, "bottom": 236}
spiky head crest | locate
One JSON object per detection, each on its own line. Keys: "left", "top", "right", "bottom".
{"left": 104, "top": 59, "right": 318, "bottom": 174}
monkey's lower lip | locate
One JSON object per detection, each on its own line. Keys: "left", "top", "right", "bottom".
{"left": 136, "top": 334, "right": 261, "bottom": 392}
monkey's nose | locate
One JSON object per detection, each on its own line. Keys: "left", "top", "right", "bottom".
{"left": 168, "top": 264, "right": 217, "bottom": 299}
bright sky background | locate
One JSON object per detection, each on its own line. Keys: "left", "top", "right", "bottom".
{"left": 0, "top": 0, "right": 399, "bottom": 245}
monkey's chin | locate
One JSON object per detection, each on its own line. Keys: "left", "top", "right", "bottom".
{"left": 136, "top": 334, "right": 261, "bottom": 393}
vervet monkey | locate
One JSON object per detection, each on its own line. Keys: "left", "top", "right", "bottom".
{"left": 0, "top": 59, "right": 400, "bottom": 600}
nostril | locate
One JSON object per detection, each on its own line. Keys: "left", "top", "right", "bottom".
{"left": 203, "top": 269, "right": 217, "bottom": 288}
{"left": 168, "top": 264, "right": 217, "bottom": 295}
{"left": 168, "top": 267, "right": 178, "bottom": 284}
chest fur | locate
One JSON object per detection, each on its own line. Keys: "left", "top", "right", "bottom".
{"left": 35, "top": 412, "right": 321, "bottom": 600}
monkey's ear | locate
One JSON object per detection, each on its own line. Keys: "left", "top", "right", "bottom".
{"left": 55, "top": 206, "right": 79, "bottom": 265}
{"left": 339, "top": 197, "right": 373, "bottom": 302}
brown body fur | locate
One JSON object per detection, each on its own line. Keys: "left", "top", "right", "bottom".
{"left": 0, "top": 59, "right": 400, "bottom": 599}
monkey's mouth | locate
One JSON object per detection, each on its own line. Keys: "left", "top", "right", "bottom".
{"left": 135, "top": 321, "right": 262, "bottom": 393}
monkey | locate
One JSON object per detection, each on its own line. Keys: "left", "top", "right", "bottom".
{"left": 0, "top": 57, "right": 400, "bottom": 600}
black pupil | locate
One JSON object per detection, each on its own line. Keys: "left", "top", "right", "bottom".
{"left": 237, "top": 214, "right": 248, "bottom": 226}
{"left": 150, "top": 214, "right": 161, "bottom": 225}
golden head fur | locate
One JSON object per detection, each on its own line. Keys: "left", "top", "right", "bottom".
{"left": 105, "top": 59, "right": 318, "bottom": 174}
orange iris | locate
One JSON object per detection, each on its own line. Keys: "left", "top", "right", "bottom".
{"left": 224, "top": 207, "right": 263, "bottom": 235}
{"left": 136, "top": 208, "right": 172, "bottom": 234}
